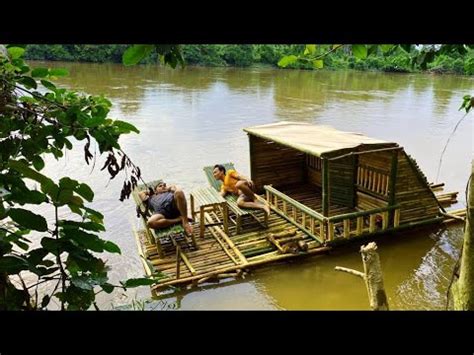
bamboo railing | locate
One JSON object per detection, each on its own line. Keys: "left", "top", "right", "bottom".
{"left": 264, "top": 185, "right": 325, "bottom": 243}
{"left": 356, "top": 164, "right": 390, "bottom": 196}
{"left": 264, "top": 185, "right": 400, "bottom": 244}
{"left": 327, "top": 204, "right": 400, "bottom": 241}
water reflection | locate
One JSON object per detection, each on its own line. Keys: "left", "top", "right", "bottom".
{"left": 28, "top": 61, "right": 473, "bottom": 309}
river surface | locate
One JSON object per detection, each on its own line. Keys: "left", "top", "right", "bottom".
{"left": 31, "top": 61, "right": 473, "bottom": 310}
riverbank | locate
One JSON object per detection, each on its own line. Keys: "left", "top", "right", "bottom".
{"left": 24, "top": 44, "right": 474, "bottom": 75}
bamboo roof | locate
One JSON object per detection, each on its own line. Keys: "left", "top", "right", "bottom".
{"left": 244, "top": 121, "right": 398, "bottom": 158}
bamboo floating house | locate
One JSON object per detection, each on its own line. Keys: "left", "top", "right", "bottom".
{"left": 133, "top": 121, "right": 464, "bottom": 295}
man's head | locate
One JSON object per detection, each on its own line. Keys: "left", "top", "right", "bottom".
{"left": 154, "top": 180, "right": 167, "bottom": 193}
{"left": 213, "top": 164, "right": 226, "bottom": 180}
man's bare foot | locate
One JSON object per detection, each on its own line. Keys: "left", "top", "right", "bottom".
{"left": 183, "top": 222, "right": 194, "bottom": 237}
{"left": 262, "top": 204, "right": 271, "bottom": 216}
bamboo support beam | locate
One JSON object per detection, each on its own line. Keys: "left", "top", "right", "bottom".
{"left": 152, "top": 245, "right": 332, "bottom": 291}
{"left": 204, "top": 213, "right": 248, "bottom": 265}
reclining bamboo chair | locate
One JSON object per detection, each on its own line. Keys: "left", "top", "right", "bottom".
{"left": 132, "top": 180, "right": 197, "bottom": 258}
{"left": 203, "top": 163, "right": 268, "bottom": 234}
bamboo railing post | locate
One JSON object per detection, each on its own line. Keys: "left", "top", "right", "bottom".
{"left": 388, "top": 149, "right": 399, "bottom": 226}
{"left": 356, "top": 216, "right": 363, "bottom": 236}
{"left": 343, "top": 219, "right": 350, "bottom": 238}
{"left": 322, "top": 158, "right": 329, "bottom": 217}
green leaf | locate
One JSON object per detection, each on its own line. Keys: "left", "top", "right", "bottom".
{"left": 6, "top": 189, "right": 47, "bottom": 205}
{"left": 278, "top": 55, "right": 298, "bottom": 68}
{"left": 41, "top": 79, "right": 56, "bottom": 91}
{"left": 75, "top": 183, "right": 94, "bottom": 202}
{"left": 113, "top": 120, "right": 140, "bottom": 134}
{"left": 381, "top": 44, "right": 394, "bottom": 53}
{"left": 18, "top": 76, "right": 37, "bottom": 90}
{"left": 103, "top": 241, "right": 121, "bottom": 254}
{"left": 8, "top": 208, "right": 48, "bottom": 232}
{"left": 304, "top": 45, "right": 316, "bottom": 55}
{"left": 32, "top": 156, "right": 45, "bottom": 171}
{"left": 27, "top": 248, "right": 49, "bottom": 265}
{"left": 9, "top": 160, "right": 54, "bottom": 186}
{"left": 49, "top": 68, "right": 69, "bottom": 77}
{"left": 352, "top": 45, "right": 368, "bottom": 59}
{"left": 101, "top": 283, "right": 114, "bottom": 293}
{"left": 0, "top": 255, "right": 29, "bottom": 274}
{"left": 63, "top": 229, "right": 106, "bottom": 253}
{"left": 59, "top": 177, "right": 79, "bottom": 190}
{"left": 19, "top": 96, "right": 36, "bottom": 104}
{"left": 313, "top": 60, "right": 324, "bottom": 69}
{"left": 400, "top": 44, "right": 412, "bottom": 53}
{"left": 122, "top": 45, "right": 154, "bottom": 66}
{"left": 122, "top": 278, "right": 156, "bottom": 288}
{"left": 31, "top": 67, "right": 49, "bottom": 78}
{"left": 8, "top": 47, "right": 25, "bottom": 59}
{"left": 41, "top": 295, "right": 51, "bottom": 308}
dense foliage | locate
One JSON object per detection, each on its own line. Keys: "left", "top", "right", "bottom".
{"left": 0, "top": 45, "right": 175, "bottom": 310}
{"left": 24, "top": 44, "right": 474, "bottom": 74}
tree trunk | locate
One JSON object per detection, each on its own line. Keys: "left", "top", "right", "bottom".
{"left": 452, "top": 160, "right": 474, "bottom": 310}
{"left": 360, "top": 242, "right": 389, "bottom": 310}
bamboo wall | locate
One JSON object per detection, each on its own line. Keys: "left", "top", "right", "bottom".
{"left": 328, "top": 156, "right": 356, "bottom": 208}
{"left": 249, "top": 135, "right": 305, "bottom": 193}
{"left": 395, "top": 151, "right": 440, "bottom": 223}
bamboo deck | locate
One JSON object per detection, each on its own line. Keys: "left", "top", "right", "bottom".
{"left": 135, "top": 205, "right": 331, "bottom": 294}
{"left": 133, "top": 182, "right": 464, "bottom": 296}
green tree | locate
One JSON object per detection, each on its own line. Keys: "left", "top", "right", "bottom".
{"left": 0, "top": 45, "right": 184, "bottom": 310}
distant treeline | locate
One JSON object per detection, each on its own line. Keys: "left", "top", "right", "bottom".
{"left": 24, "top": 45, "right": 474, "bottom": 75}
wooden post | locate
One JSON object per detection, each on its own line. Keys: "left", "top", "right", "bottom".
{"left": 388, "top": 149, "right": 399, "bottom": 226}
{"left": 452, "top": 160, "right": 474, "bottom": 310}
{"left": 322, "top": 158, "right": 329, "bottom": 217}
{"left": 360, "top": 242, "right": 389, "bottom": 310}
{"left": 334, "top": 242, "right": 389, "bottom": 310}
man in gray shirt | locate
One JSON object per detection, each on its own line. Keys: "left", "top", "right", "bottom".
{"left": 139, "top": 180, "right": 193, "bottom": 236}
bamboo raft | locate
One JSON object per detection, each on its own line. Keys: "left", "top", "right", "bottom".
{"left": 133, "top": 122, "right": 466, "bottom": 295}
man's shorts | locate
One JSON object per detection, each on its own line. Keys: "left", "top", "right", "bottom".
{"left": 152, "top": 195, "right": 181, "bottom": 219}
{"left": 238, "top": 192, "right": 254, "bottom": 202}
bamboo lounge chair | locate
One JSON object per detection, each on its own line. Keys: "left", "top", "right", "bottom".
{"left": 132, "top": 180, "right": 197, "bottom": 258}
{"left": 203, "top": 163, "right": 269, "bottom": 234}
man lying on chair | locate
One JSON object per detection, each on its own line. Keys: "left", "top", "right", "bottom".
{"left": 139, "top": 180, "right": 193, "bottom": 237}
{"left": 212, "top": 164, "right": 270, "bottom": 216}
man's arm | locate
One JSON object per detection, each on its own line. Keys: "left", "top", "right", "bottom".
{"left": 167, "top": 185, "right": 178, "bottom": 193}
{"left": 234, "top": 172, "right": 254, "bottom": 189}
{"left": 139, "top": 190, "right": 150, "bottom": 202}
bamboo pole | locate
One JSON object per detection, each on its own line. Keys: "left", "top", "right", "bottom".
{"left": 176, "top": 245, "right": 181, "bottom": 279}
{"left": 152, "top": 245, "right": 331, "bottom": 291}
{"left": 204, "top": 213, "right": 248, "bottom": 265}
{"left": 322, "top": 158, "right": 329, "bottom": 217}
